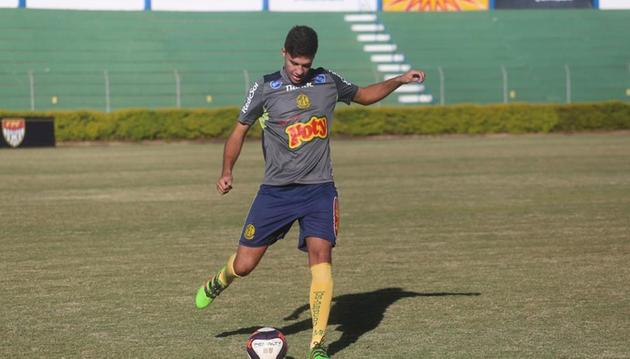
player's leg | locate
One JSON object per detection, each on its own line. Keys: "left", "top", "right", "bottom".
{"left": 196, "top": 245, "right": 267, "bottom": 309}
{"left": 299, "top": 183, "right": 339, "bottom": 358}
{"left": 196, "top": 184, "right": 297, "bottom": 309}
{"left": 306, "top": 236, "right": 333, "bottom": 358}
{"left": 232, "top": 244, "right": 268, "bottom": 276}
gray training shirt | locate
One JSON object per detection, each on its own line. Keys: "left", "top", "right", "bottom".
{"left": 238, "top": 67, "right": 358, "bottom": 186}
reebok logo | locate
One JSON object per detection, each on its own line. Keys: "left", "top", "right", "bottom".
{"left": 241, "top": 82, "right": 259, "bottom": 114}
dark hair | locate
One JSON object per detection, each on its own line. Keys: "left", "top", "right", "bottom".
{"left": 284, "top": 25, "right": 318, "bottom": 58}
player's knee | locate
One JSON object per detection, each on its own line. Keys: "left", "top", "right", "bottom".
{"left": 310, "top": 252, "right": 330, "bottom": 265}
{"left": 232, "top": 260, "right": 255, "bottom": 277}
{"left": 306, "top": 237, "right": 332, "bottom": 265}
{"left": 233, "top": 245, "right": 266, "bottom": 277}
{"left": 234, "top": 267, "right": 253, "bottom": 277}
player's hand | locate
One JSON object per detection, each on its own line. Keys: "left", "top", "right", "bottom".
{"left": 216, "top": 175, "right": 233, "bottom": 195}
{"left": 400, "top": 70, "right": 425, "bottom": 84}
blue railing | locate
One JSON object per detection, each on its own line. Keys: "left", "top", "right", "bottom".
{"left": 9, "top": 1, "right": 604, "bottom": 11}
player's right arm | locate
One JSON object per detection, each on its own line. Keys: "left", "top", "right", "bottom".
{"left": 353, "top": 70, "right": 425, "bottom": 106}
{"left": 218, "top": 78, "right": 264, "bottom": 195}
{"left": 217, "top": 122, "right": 250, "bottom": 195}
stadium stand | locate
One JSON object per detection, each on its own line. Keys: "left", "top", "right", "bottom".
{"left": 383, "top": 10, "right": 630, "bottom": 104}
{"left": 0, "top": 10, "right": 376, "bottom": 111}
{"left": 0, "top": 9, "right": 628, "bottom": 110}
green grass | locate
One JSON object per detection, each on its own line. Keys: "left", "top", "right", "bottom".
{"left": 1, "top": 134, "right": 629, "bottom": 358}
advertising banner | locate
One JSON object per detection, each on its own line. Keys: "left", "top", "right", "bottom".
{"left": 0, "top": 0, "right": 18, "bottom": 8}
{"left": 494, "top": 0, "right": 592, "bottom": 9}
{"left": 600, "top": 0, "right": 630, "bottom": 9}
{"left": 383, "top": 0, "right": 488, "bottom": 11}
{"left": 152, "top": 0, "right": 262, "bottom": 12}
{"left": 27, "top": 0, "right": 144, "bottom": 10}
{"left": 269, "top": 0, "right": 378, "bottom": 12}
{"left": 1, "top": 118, "right": 55, "bottom": 149}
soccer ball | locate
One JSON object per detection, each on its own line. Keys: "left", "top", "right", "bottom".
{"left": 246, "top": 327, "right": 288, "bottom": 359}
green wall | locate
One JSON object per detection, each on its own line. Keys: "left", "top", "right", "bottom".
{"left": 0, "top": 9, "right": 628, "bottom": 110}
{"left": 384, "top": 10, "right": 630, "bottom": 104}
{"left": 0, "top": 10, "right": 375, "bottom": 111}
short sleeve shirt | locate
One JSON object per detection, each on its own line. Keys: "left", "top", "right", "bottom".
{"left": 238, "top": 67, "right": 358, "bottom": 186}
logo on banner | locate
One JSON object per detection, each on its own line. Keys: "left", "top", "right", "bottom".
{"left": 2, "top": 118, "right": 26, "bottom": 148}
{"left": 384, "top": 0, "right": 488, "bottom": 11}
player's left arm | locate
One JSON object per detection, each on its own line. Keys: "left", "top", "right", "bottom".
{"left": 352, "top": 69, "right": 425, "bottom": 106}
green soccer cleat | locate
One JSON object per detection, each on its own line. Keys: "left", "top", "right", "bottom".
{"left": 308, "top": 343, "right": 330, "bottom": 359}
{"left": 195, "top": 286, "right": 211, "bottom": 309}
{"left": 195, "top": 272, "right": 227, "bottom": 309}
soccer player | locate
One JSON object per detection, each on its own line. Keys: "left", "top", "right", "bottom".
{"left": 196, "top": 25, "right": 425, "bottom": 359}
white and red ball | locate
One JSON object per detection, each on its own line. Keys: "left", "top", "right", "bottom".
{"left": 246, "top": 327, "right": 288, "bottom": 359}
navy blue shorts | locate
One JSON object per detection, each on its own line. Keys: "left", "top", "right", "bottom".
{"left": 239, "top": 182, "right": 339, "bottom": 251}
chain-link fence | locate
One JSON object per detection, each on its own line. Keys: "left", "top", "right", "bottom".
{"left": 422, "top": 63, "right": 630, "bottom": 106}
{"left": 1, "top": 63, "right": 628, "bottom": 112}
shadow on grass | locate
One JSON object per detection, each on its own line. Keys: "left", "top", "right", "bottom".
{"left": 216, "top": 287, "right": 480, "bottom": 356}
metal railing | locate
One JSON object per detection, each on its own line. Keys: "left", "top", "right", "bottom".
{"left": 426, "top": 63, "right": 630, "bottom": 106}
{"left": 1, "top": 63, "right": 628, "bottom": 112}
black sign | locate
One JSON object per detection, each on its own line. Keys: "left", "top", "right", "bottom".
{"left": 495, "top": 0, "right": 592, "bottom": 9}
{"left": 1, "top": 117, "right": 55, "bottom": 148}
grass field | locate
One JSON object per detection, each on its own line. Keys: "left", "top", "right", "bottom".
{"left": 1, "top": 134, "right": 629, "bottom": 358}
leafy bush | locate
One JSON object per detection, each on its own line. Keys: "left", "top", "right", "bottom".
{"left": 1, "top": 102, "right": 628, "bottom": 142}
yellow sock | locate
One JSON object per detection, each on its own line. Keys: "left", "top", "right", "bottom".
{"left": 215, "top": 254, "right": 239, "bottom": 287}
{"left": 309, "top": 262, "right": 333, "bottom": 348}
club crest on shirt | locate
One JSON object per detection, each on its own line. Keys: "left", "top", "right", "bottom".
{"left": 296, "top": 93, "right": 310, "bottom": 109}
{"left": 285, "top": 115, "right": 328, "bottom": 150}
{"left": 244, "top": 224, "right": 255, "bottom": 240}
{"left": 2, "top": 118, "right": 26, "bottom": 148}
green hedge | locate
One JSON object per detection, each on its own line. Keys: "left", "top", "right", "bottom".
{"left": 334, "top": 102, "right": 630, "bottom": 136}
{"left": 1, "top": 102, "right": 628, "bottom": 142}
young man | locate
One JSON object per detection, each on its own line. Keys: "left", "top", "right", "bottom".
{"left": 196, "top": 25, "right": 424, "bottom": 359}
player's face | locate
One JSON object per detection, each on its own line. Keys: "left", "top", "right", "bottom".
{"left": 282, "top": 49, "right": 313, "bottom": 85}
